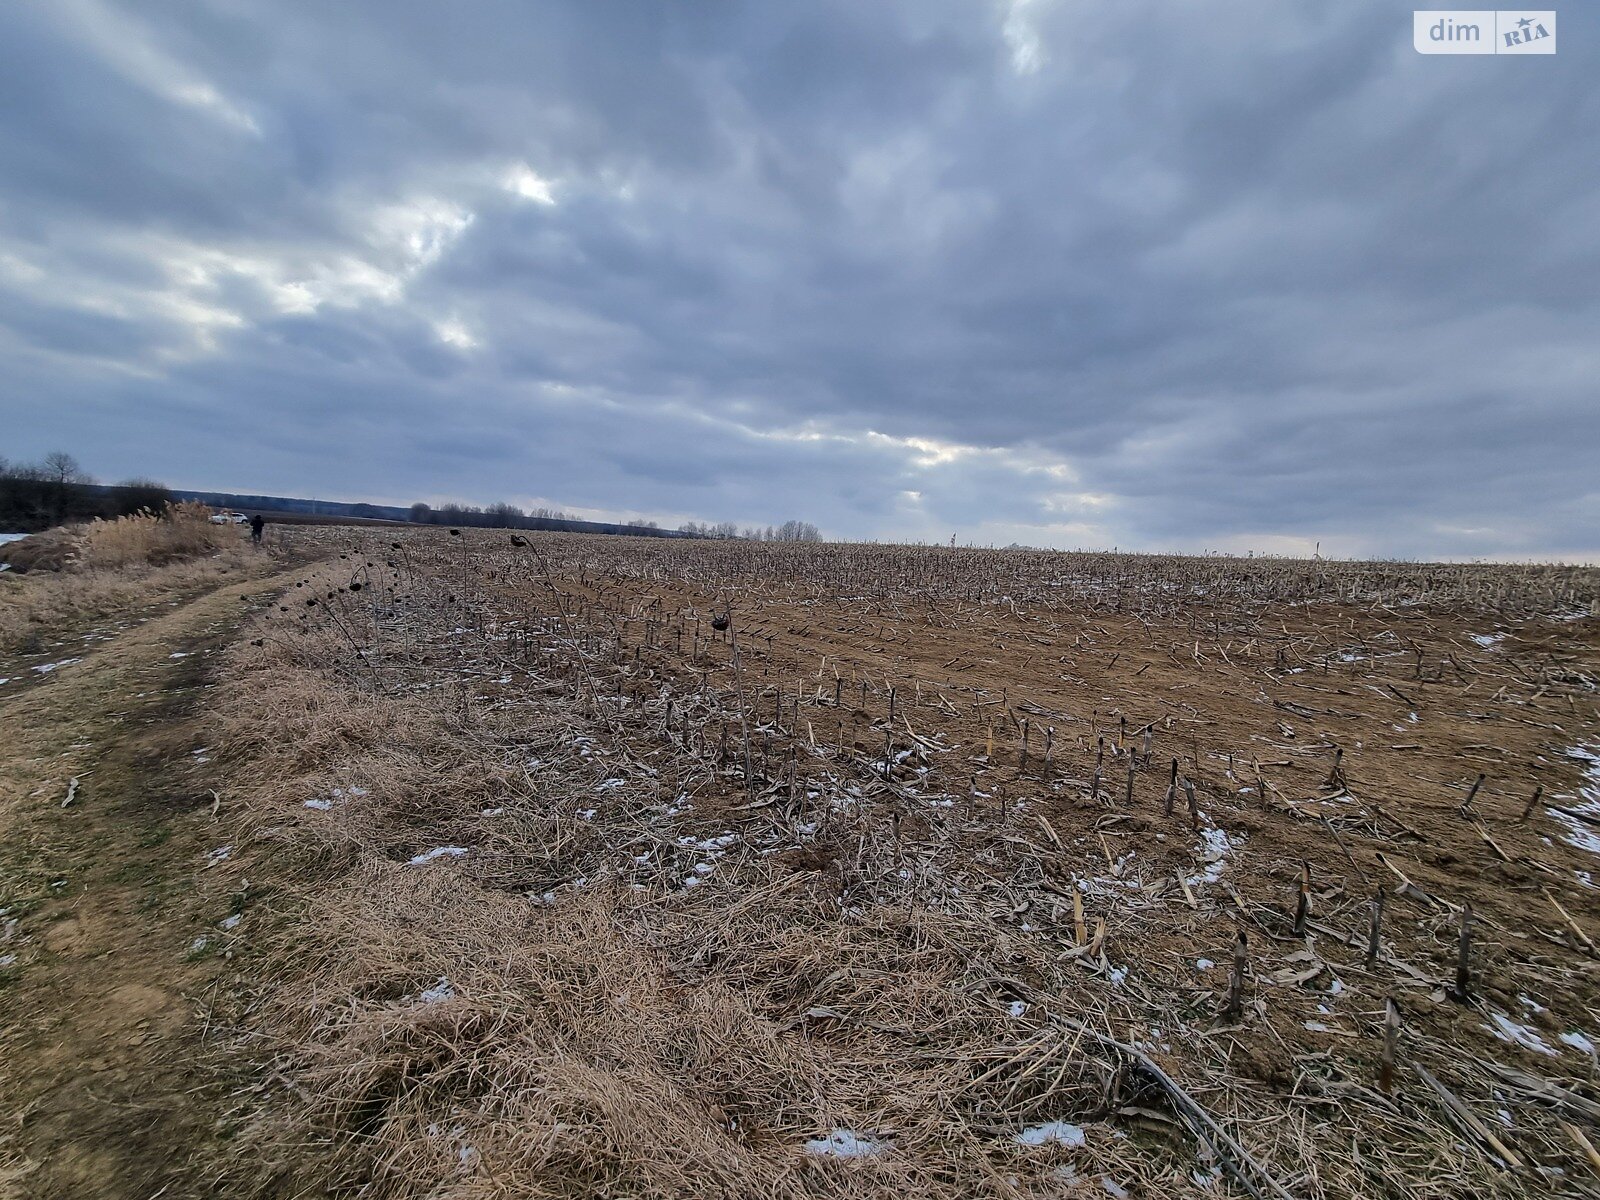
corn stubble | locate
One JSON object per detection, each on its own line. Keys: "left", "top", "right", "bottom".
{"left": 206, "top": 530, "right": 1600, "bottom": 1198}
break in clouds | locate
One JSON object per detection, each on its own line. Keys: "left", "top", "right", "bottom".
{"left": 1, "top": 1, "right": 1596, "bottom": 560}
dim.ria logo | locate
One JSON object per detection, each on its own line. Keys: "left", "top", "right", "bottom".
{"left": 1413, "top": 10, "right": 1556, "bottom": 53}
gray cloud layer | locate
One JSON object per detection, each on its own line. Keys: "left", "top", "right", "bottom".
{"left": 2, "top": 1, "right": 1595, "bottom": 558}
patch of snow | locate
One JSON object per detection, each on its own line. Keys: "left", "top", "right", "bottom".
{"left": 804, "top": 1129, "right": 884, "bottom": 1158}
{"left": 1555, "top": 747, "right": 1600, "bottom": 855}
{"left": 1187, "top": 826, "right": 1235, "bottom": 886}
{"left": 204, "top": 845, "right": 232, "bottom": 867}
{"left": 303, "top": 797, "right": 334, "bottom": 810}
{"left": 219, "top": 914, "right": 242, "bottom": 930}
{"left": 31, "top": 657, "right": 82, "bottom": 675}
{"left": 1195, "top": 959, "right": 1214, "bottom": 971}
{"left": 409, "top": 846, "right": 469, "bottom": 866}
{"left": 1559, "top": 1031, "right": 1595, "bottom": 1055}
{"left": 1470, "top": 633, "right": 1504, "bottom": 649}
{"left": 1016, "top": 1121, "right": 1086, "bottom": 1148}
{"left": 419, "top": 977, "right": 456, "bottom": 1003}
{"left": 1485, "top": 1012, "right": 1558, "bottom": 1057}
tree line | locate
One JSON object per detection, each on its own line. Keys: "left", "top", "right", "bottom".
{"left": 0, "top": 451, "right": 174, "bottom": 531}
{"left": 682, "top": 520, "right": 821, "bottom": 542}
{"left": 408, "top": 501, "right": 580, "bottom": 528}
{"left": 411, "top": 502, "right": 820, "bottom": 541}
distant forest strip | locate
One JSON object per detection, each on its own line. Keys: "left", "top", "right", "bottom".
{"left": 1, "top": 450, "right": 821, "bottom": 542}
{"left": 404, "top": 502, "right": 820, "bottom": 542}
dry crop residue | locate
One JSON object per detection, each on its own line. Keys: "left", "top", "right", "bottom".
{"left": 201, "top": 529, "right": 1600, "bottom": 1199}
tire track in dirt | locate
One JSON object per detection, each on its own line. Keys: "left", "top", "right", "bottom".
{"left": 0, "top": 566, "right": 312, "bottom": 1200}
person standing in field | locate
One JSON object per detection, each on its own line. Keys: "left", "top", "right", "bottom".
{"left": 250, "top": 514, "right": 264, "bottom": 544}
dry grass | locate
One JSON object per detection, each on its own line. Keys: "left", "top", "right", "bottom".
{"left": 204, "top": 531, "right": 1600, "bottom": 1199}
{"left": 78, "top": 501, "right": 228, "bottom": 569}
{"left": 0, "top": 527, "right": 80, "bottom": 574}
{"left": 0, "top": 502, "right": 231, "bottom": 577}
{"left": 0, "top": 505, "right": 247, "bottom": 654}
{"left": 214, "top": 573, "right": 1158, "bottom": 1198}
{"left": 0, "top": 518, "right": 262, "bottom": 656}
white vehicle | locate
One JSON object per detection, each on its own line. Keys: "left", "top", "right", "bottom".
{"left": 209, "top": 511, "right": 251, "bottom": 525}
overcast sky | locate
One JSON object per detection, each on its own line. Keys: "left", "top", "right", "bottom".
{"left": 1, "top": 2, "right": 1595, "bottom": 558}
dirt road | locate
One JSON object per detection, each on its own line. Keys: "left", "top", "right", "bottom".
{"left": 0, "top": 566, "right": 306, "bottom": 1199}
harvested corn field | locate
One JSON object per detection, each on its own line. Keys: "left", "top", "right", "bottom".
{"left": 200, "top": 530, "right": 1600, "bottom": 1198}
{"left": 5, "top": 529, "right": 1600, "bottom": 1198}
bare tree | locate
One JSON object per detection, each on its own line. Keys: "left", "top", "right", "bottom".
{"left": 40, "top": 451, "right": 91, "bottom": 522}
{"left": 42, "top": 451, "right": 86, "bottom": 486}
{"left": 774, "top": 520, "right": 821, "bottom": 542}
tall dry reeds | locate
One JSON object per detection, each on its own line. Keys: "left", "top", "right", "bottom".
{"left": 0, "top": 506, "right": 268, "bottom": 655}
{"left": 79, "top": 501, "right": 228, "bottom": 569}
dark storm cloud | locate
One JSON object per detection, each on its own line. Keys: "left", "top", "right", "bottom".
{"left": 1, "top": 0, "right": 1595, "bottom": 558}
